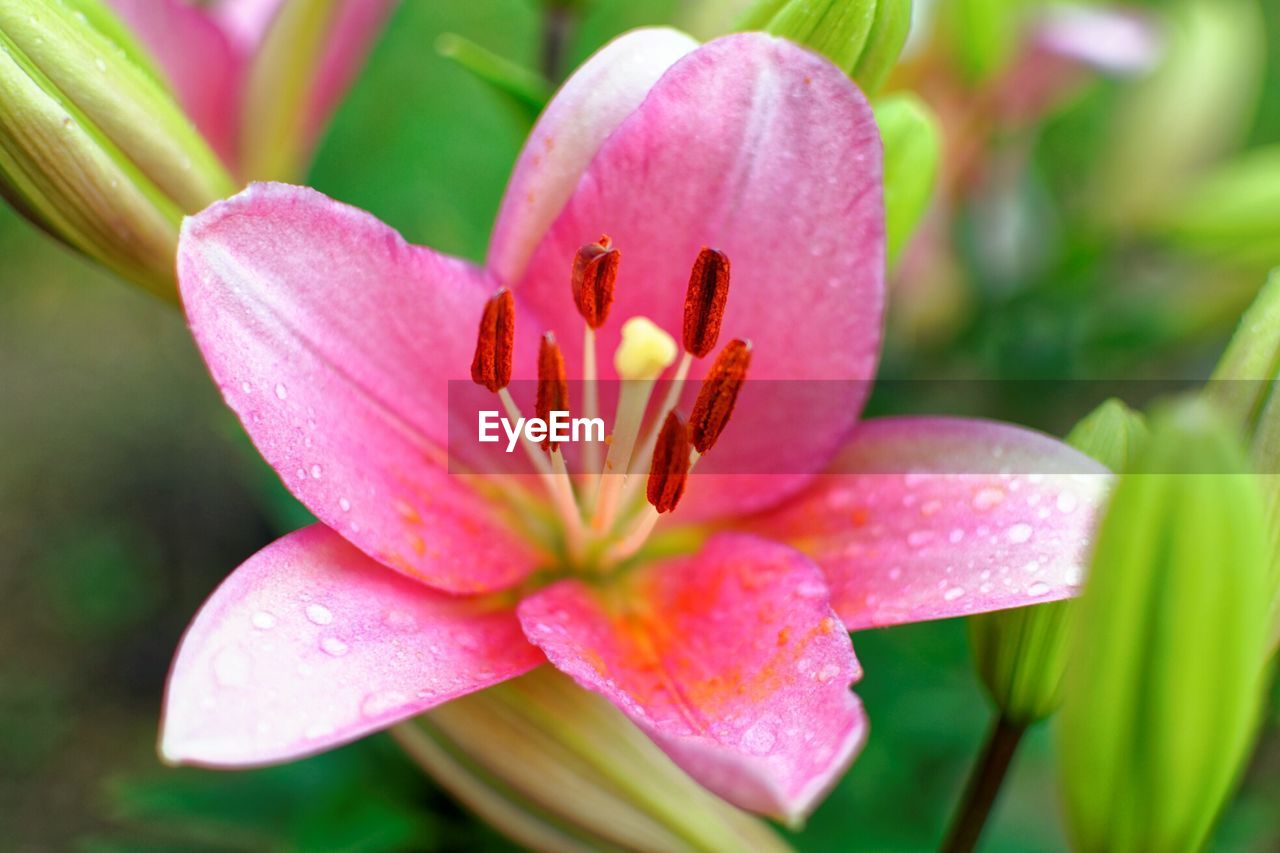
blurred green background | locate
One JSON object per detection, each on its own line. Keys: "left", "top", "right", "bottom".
{"left": 3, "top": 0, "right": 1279, "bottom": 849}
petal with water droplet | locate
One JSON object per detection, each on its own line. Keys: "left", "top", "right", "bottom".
{"left": 517, "top": 533, "right": 866, "bottom": 824}
{"left": 751, "top": 416, "right": 1111, "bottom": 629}
{"left": 161, "top": 524, "right": 543, "bottom": 768}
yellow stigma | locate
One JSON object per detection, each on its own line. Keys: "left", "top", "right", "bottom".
{"left": 614, "top": 317, "right": 677, "bottom": 380}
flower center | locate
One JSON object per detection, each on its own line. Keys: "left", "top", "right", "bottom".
{"left": 470, "top": 239, "right": 751, "bottom": 574}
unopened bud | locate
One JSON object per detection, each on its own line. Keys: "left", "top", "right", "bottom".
{"left": 471, "top": 290, "right": 515, "bottom": 392}
{"left": 0, "top": 0, "right": 234, "bottom": 297}
{"left": 399, "top": 667, "right": 788, "bottom": 852}
{"left": 740, "top": 0, "right": 911, "bottom": 93}
{"left": 969, "top": 398, "right": 1145, "bottom": 726}
{"left": 1059, "top": 398, "right": 1271, "bottom": 851}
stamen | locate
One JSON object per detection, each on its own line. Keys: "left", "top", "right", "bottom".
{"left": 646, "top": 410, "right": 691, "bottom": 513}
{"left": 536, "top": 333, "right": 569, "bottom": 452}
{"left": 471, "top": 289, "right": 514, "bottom": 392}
{"left": 682, "top": 247, "right": 730, "bottom": 357}
{"left": 689, "top": 339, "right": 752, "bottom": 454}
{"left": 572, "top": 237, "right": 617, "bottom": 477}
{"left": 592, "top": 317, "right": 676, "bottom": 531}
{"left": 606, "top": 409, "right": 688, "bottom": 563}
{"left": 572, "top": 236, "right": 620, "bottom": 329}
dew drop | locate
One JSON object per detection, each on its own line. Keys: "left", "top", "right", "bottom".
{"left": 944, "top": 586, "right": 966, "bottom": 602}
{"left": 1056, "top": 491, "right": 1078, "bottom": 514}
{"left": 972, "top": 488, "right": 1005, "bottom": 511}
{"left": 310, "top": 464, "right": 323, "bottom": 479}
{"left": 383, "top": 609, "right": 418, "bottom": 632}
{"left": 796, "top": 579, "right": 826, "bottom": 598}
{"left": 274, "top": 383, "right": 288, "bottom": 400}
{"left": 1007, "top": 523, "right": 1033, "bottom": 544}
{"left": 320, "top": 636, "right": 349, "bottom": 656}
{"left": 251, "top": 611, "right": 276, "bottom": 630}
{"left": 212, "top": 646, "right": 250, "bottom": 687}
{"left": 1024, "top": 560, "right": 1041, "bottom": 574}
{"left": 305, "top": 604, "right": 333, "bottom": 625}
{"left": 1028, "top": 581, "right": 1051, "bottom": 596}
{"left": 740, "top": 721, "right": 777, "bottom": 755}
{"left": 362, "top": 690, "right": 409, "bottom": 717}
{"left": 816, "top": 663, "right": 842, "bottom": 683}
{"left": 906, "top": 530, "right": 933, "bottom": 549}
{"left": 949, "top": 528, "right": 965, "bottom": 544}
{"left": 339, "top": 497, "right": 351, "bottom": 512}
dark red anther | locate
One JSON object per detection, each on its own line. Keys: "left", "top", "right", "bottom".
{"left": 689, "top": 339, "right": 751, "bottom": 453}
{"left": 471, "top": 289, "right": 514, "bottom": 392}
{"left": 682, "top": 247, "right": 730, "bottom": 357}
{"left": 571, "top": 235, "right": 620, "bottom": 329}
{"left": 536, "top": 332, "right": 569, "bottom": 452}
{"left": 647, "top": 409, "right": 691, "bottom": 514}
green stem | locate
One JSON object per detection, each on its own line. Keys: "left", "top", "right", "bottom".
{"left": 941, "top": 715, "right": 1026, "bottom": 853}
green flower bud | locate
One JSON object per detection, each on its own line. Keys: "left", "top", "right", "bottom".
{"left": 874, "top": 93, "right": 940, "bottom": 264}
{"left": 0, "top": 0, "right": 235, "bottom": 297}
{"left": 740, "top": 0, "right": 912, "bottom": 94}
{"left": 968, "top": 399, "right": 1145, "bottom": 726}
{"left": 1206, "top": 271, "right": 1280, "bottom": 645}
{"left": 1059, "top": 399, "right": 1271, "bottom": 852}
{"left": 394, "top": 667, "right": 788, "bottom": 852}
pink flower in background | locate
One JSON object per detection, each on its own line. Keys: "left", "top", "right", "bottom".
{"left": 107, "top": 0, "right": 396, "bottom": 179}
{"left": 161, "top": 30, "right": 1108, "bottom": 822}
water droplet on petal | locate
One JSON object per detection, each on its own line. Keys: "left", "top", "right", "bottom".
{"left": 1007, "top": 523, "right": 1033, "bottom": 544}
{"left": 1056, "top": 491, "right": 1078, "bottom": 514}
{"left": 907, "top": 530, "right": 933, "bottom": 548}
{"left": 212, "top": 646, "right": 250, "bottom": 687}
{"left": 362, "top": 690, "right": 409, "bottom": 717}
{"left": 339, "top": 497, "right": 351, "bottom": 512}
{"left": 305, "top": 604, "right": 333, "bottom": 625}
{"left": 274, "top": 383, "right": 288, "bottom": 400}
{"left": 816, "top": 663, "right": 842, "bottom": 683}
{"left": 1028, "top": 581, "right": 1051, "bottom": 596}
{"left": 944, "top": 586, "right": 965, "bottom": 602}
{"left": 383, "top": 609, "right": 417, "bottom": 632}
{"left": 973, "top": 487, "right": 1005, "bottom": 511}
{"left": 740, "top": 721, "right": 776, "bottom": 754}
{"left": 310, "top": 464, "right": 323, "bottom": 479}
{"left": 320, "top": 636, "right": 348, "bottom": 656}
{"left": 251, "top": 611, "right": 276, "bottom": 630}
{"left": 796, "top": 579, "right": 827, "bottom": 598}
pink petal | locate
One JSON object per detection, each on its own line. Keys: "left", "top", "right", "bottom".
{"left": 212, "top": 0, "right": 286, "bottom": 50}
{"left": 487, "top": 27, "right": 699, "bottom": 286}
{"left": 512, "top": 34, "right": 886, "bottom": 519}
{"left": 752, "top": 416, "right": 1111, "bottom": 630}
{"left": 178, "top": 182, "right": 541, "bottom": 594}
{"left": 1034, "top": 6, "right": 1162, "bottom": 75}
{"left": 161, "top": 524, "right": 544, "bottom": 767}
{"left": 518, "top": 533, "right": 867, "bottom": 822}
{"left": 106, "top": 0, "right": 242, "bottom": 168}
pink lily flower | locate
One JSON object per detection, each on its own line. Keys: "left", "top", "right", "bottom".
{"left": 106, "top": 0, "right": 395, "bottom": 179}
{"left": 162, "top": 29, "right": 1109, "bottom": 822}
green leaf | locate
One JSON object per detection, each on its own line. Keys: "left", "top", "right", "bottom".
{"left": 436, "top": 33, "right": 552, "bottom": 121}
{"left": 875, "top": 92, "right": 940, "bottom": 263}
